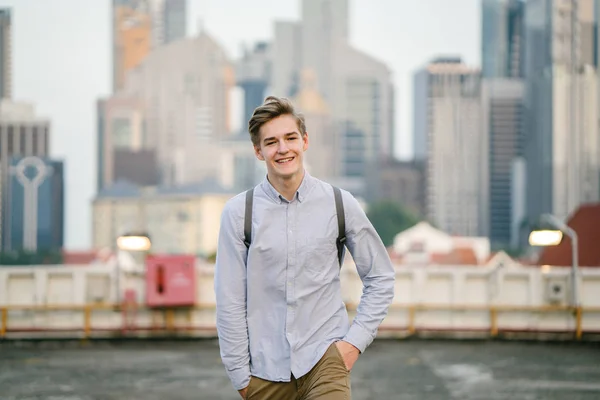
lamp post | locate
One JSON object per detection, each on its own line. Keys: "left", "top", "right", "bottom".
{"left": 115, "top": 233, "right": 151, "bottom": 305}
{"left": 528, "top": 214, "right": 579, "bottom": 307}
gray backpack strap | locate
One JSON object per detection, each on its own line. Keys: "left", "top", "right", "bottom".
{"left": 332, "top": 185, "right": 346, "bottom": 266}
{"left": 244, "top": 188, "right": 254, "bottom": 249}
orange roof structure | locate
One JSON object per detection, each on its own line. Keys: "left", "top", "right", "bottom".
{"left": 537, "top": 203, "right": 600, "bottom": 267}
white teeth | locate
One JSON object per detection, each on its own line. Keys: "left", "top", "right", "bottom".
{"left": 277, "top": 158, "right": 293, "bottom": 163}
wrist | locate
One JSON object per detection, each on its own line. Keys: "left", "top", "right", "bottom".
{"left": 341, "top": 340, "right": 360, "bottom": 353}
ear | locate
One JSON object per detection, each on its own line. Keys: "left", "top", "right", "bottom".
{"left": 254, "top": 144, "right": 265, "bottom": 161}
{"left": 302, "top": 132, "right": 309, "bottom": 151}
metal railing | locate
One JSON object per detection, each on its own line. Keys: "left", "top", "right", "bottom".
{"left": 2, "top": 303, "right": 599, "bottom": 340}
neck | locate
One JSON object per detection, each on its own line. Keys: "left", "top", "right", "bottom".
{"left": 268, "top": 170, "right": 305, "bottom": 201}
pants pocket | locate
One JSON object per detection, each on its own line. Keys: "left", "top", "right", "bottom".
{"left": 246, "top": 376, "right": 257, "bottom": 399}
{"left": 331, "top": 342, "right": 350, "bottom": 373}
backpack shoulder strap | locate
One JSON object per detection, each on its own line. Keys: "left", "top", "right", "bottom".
{"left": 332, "top": 185, "right": 346, "bottom": 266}
{"left": 244, "top": 185, "right": 345, "bottom": 265}
{"left": 244, "top": 188, "right": 254, "bottom": 249}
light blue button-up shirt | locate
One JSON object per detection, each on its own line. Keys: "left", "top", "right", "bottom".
{"left": 214, "top": 171, "right": 395, "bottom": 390}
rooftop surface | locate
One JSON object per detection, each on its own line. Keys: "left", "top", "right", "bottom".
{"left": 1, "top": 339, "right": 599, "bottom": 399}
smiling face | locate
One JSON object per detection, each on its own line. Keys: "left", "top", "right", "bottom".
{"left": 254, "top": 114, "right": 309, "bottom": 182}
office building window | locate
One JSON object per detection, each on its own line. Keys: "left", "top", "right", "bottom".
{"left": 112, "top": 118, "right": 132, "bottom": 148}
{"left": 32, "top": 128, "right": 39, "bottom": 155}
{"left": 44, "top": 126, "right": 49, "bottom": 154}
{"left": 7, "top": 124, "right": 13, "bottom": 154}
{"left": 20, "top": 126, "right": 26, "bottom": 154}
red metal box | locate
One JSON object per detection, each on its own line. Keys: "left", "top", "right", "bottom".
{"left": 145, "top": 255, "right": 196, "bottom": 307}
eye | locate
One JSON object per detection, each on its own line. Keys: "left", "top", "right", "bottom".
{"left": 287, "top": 137, "right": 296, "bottom": 141}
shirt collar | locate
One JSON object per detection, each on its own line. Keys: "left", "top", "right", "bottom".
{"left": 260, "top": 170, "right": 315, "bottom": 204}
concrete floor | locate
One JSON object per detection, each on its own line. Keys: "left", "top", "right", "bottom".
{"left": 1, "top": 339, "right": 599, "bottom": 399}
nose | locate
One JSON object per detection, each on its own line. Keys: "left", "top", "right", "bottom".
{"left": 277, "top": 139, "right": 289, "bottom": 153}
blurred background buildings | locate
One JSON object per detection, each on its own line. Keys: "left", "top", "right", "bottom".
{"left": 0, "top": 0, "right": 598, "bottom": 265}
{"left": 2, "top": 1, "right": 600, "bottom": 367}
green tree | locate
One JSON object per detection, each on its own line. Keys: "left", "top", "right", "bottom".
{"left": 366, "top": 201, "right": 420, "bottom": 247}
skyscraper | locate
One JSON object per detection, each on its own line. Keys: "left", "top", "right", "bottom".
{"left": 236, "top": 42, "right": 270, "bottom": 130}
{"left": 524, "top": 0, "right": 599, "bottom": 224}
{"left": 162, "top": 0, "right": 187, "bottom": 45}
{"left": 0, "top": 100, "right": 54, "bottom": 251}
{"left": 112, "top": 0, "right": 187, "bottom": 92}
{"left": 96, "top": 95, "right": 159, "bottom": 191}
{"left": 482, "top": 0, "right": 525, "bottom": 78}
{"left": 150, "top": 0, "right": 187, "bottom": 46}
{"left": 481, "top": 80, "right": 525, "bottom": 246}
{"left": 342, "top": 69, "right": 391, "bottom": 178}
{"left": 414, "top": 58, "right": 486, "bottom": 236}
{"left": 0, "top": 8, "right": 11, "bottom": 99}
{"left": 271, "top": 21, "right": 301, "bottom": 98}
{"left": 116, "top": 32, "right": 233, "bottom": 186}
{"left": 4, "top": 156, "right": 64, "bottom": 251}
{"left": 597, "top": 0, "right": 600, "bottom": 204}
{"left": 301, "top": 0, "right": 348, "bottom": 102}
{"left": 480, "top": 0, "right": 526, "bottom": 248}
{"left": 293, "top": 68, "right": 337, "bottom": 180}
{"left": 112, "top": 0, "right": 153, "bottom": 92}
{"left": 413, "top": 68, "right": 429, "bottom": 162}
{"left": 270, "top": 0, "right": 395, "bottom": 187}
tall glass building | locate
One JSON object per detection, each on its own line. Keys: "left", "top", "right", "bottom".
{"left": 481, "top": 0, "right": 525, "bottom": 78}
{"left": 481, "top": 0, "right": 526, "bottom": 248}
{"left": 524, "top": 0, "right": 599, "bottom": 226}
{"left": 0, "top": 8, "right": 11, "bottom": 99}
{"left": 2, "top": 156, "right": 64, "bottom": 251}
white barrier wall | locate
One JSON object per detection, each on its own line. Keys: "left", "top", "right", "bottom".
{"left": 1, "top": 264, "right": 600, "bottom": 338}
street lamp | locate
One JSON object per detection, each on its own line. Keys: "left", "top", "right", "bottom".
{"left": 529, "top": 214, "right": 579, "bottom": 307}
{"left": 117, "top": 235, "right": 152, "bottom": 252}
{"left": 528, "top": 230, "right": 563, "bottom": 247}
{"left": 115, "top": 233, "right": 151, "bottom": 305}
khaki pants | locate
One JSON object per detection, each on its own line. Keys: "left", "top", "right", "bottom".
{"left": 246, "top": 342, "right": 351, "bottom": 400}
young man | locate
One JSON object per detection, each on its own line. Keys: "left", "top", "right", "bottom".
{"left": 215, "top": 96, "right": 395, "bottom": 399}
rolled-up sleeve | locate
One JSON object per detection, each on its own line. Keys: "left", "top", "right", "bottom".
{"left": 341, "top": 192, "right": 395, "bottom": 353}
{"left": 214, "top": 200, "right": 251, "bottom": 390}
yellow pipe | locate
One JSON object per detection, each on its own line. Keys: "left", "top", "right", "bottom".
{"left": 408, "top": 306, "right": 416, "bottom": 335}
{"left": 166, "top": 309, "right": 175, "bottom": 331}
{"left": 193, "top": 304, "right": 216, "bottom": 311}
{"left": 387, "top": 304, "right": 573, "bottom": 312}
{"left": 84, "top": 306, "right": 92, "bottom": 338}
{"left": 490, "top": 307, "right": 498, "bottom": 337}
{"left": 576, "top": 307, "right": 583, "bottom": 340}
{"left": 1, "top": 308, "right": 7, "bottom": 337}
{"left": 186, "top": 308, "right": 192, "bottom": 329}
{"left": 0, "top": 304, "right": 595, "bottom": 339}
{"left": 1, "top": 303, "right": 597, "bottom": 313}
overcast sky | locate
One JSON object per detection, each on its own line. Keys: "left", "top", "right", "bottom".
{"left": 1, "top": 0, "right": 479, "bottom": 249}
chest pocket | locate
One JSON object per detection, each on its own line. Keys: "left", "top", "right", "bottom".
{"left": 300, "top": 237, "right": 337, "bottom": 278}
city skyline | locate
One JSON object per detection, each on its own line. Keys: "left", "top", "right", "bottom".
{"left": 1, "top": 0, "right": 479, "bottom": 249}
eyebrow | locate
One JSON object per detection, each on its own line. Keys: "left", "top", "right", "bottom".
{"left": 262, "top": 132, "right": 299, "bottom": 143}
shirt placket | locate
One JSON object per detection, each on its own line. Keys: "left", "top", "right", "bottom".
{"left": 285, "top": 199, "right": 296, "bottom": 354}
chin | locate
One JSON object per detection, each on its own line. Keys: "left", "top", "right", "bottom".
{"left": 271, "top": 165, "right": 301, "bottom": 179}
{"left": 274, "top": 170, "right": 299, "bottom": 179}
